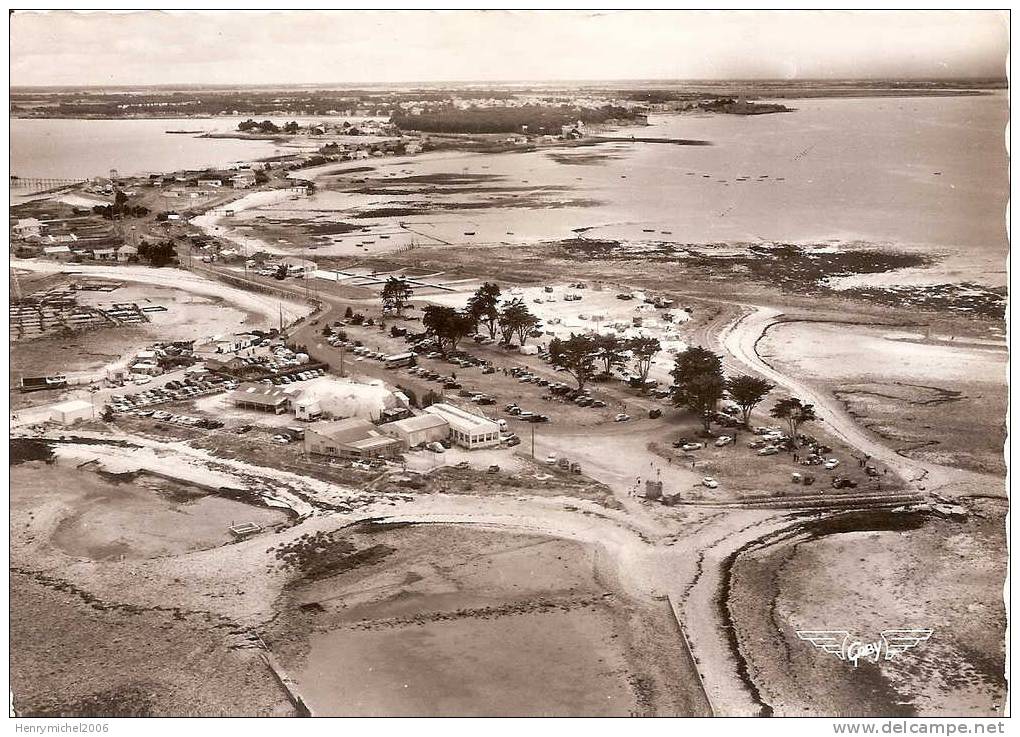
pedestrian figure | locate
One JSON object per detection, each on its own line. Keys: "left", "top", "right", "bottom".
{"left": 691, "top": 461, "right": 695, "bottom": 470}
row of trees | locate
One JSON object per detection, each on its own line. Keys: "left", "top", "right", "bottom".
{"left": 92, "top": 190, "right": 148, "bottom": 220}
{"left": 670, "top": 345, "right": 817, "bottom": 441}
{"left": 547, "top": 333, "right": 661, "bottom": 392}
{"left": 237, "top": 119, "right": 301, "bottom": 134}
{"left": 379, "top": 278, "right": 815, "bottom": 440}
{"left": 383, "top": 279, "right": 542, "bottom": 353}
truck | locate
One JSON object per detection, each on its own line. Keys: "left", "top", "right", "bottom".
{"left": 20, "top": 374, "right": 68, "bottom": 392}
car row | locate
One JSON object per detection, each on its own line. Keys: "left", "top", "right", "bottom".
{"left": 125, "top": 408, "right": 223, "bottom": 429}
{"left": 260, "top": 368, "right": 325, "bottom": 386}
{"left": 109, "top": 373, "right": 238, "bottom": 412}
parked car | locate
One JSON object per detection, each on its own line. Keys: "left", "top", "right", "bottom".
{"left": 714, "top": 436, "right": 734, "bottom": 447}
{"left": 823, "top": 458, "right": 841, "bottom": 470}
{"left": 271, "top": 434, "right": 290, "bottom": 444}
{"left": 702, "top": 477, "right": 719, "bottom": 489}
{"left": 832, "top": 476, "right": 858, "bottom": 489}
{"left": 681, "top": 442, "right": 703, "bottom": 451}
{"left": 426, "top": 442, "right": 445, "bottom": 453}
{"left": 614, "top": 413, "right": 631, "bottom": 422}
{"left": 545, "top": 453, "right": 558, "bottom": 465}
{"left": 757, "top": 446, "right": 780, "bottom": 456}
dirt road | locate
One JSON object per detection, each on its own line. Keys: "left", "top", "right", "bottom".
{"left": 719, "top": 304, "right": 997, "bottom": 496}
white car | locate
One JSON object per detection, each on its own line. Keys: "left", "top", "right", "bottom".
{"left": 758, "top": 446, "right": 780, "bottom": 456}
{"left": 824, "top": 458, "right": 841, "bottom": 470}
{"left": 545, "top": 453, "right": 558, "bottom": 465}
{"left": 271, "top": 434, "right": 290, "bottom": 444}
{"left": 714, "top": 436, "right": 733, "bottom": 447}
{"left": 614, "top": 413, "right": 631, "bottom": 422}
{"left": 681, "top": 442, "right": 703, "bottom": 451}
{"left": 702, "top": 477, "right": 719, "bottom": 489}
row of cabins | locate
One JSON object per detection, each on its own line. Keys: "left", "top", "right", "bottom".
{"left": 40, "top": 243, "right": 137, "bottom": 261}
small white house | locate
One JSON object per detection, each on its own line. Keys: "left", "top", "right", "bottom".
{"left": 50, "top": 399, "right": 94, "bottom": 425}
{"left": 293, "top": 397, "right": 323, "bottom": 421}
{"left": 13, "top": 218, "right": 43, "bottom": 239}
{"left": 231, "top": 171, "right": 257, "bottom": 189}
{"left": 379, "top": 414, "right": 450, "bottom": 449}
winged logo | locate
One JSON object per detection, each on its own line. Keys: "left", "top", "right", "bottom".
{"left": 797, "top": 628, "right": 933, "bottom": 667}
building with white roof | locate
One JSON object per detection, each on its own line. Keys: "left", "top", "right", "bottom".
{"left": 380, "top": 413, "right": 450, "bottom": 449}
{"left": 423, "top": 403, "right": 500, "bottom": 449}
{"left": 50, "top": 399, "right": 94, "bottom": 425}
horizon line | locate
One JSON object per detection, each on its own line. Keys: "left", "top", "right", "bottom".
{"left": 11, "top": 76, "right": 1009, "bottom": 91}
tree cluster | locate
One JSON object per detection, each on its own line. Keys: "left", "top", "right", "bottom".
{"left": 92, "top": 190, "right": 148, "bottom": 220}
{"left": 547, "top": 333, "right": 662, "bottom": 391}
{"left": 136, "top": 240, "right": 176, "bottom": 267}
{"left": 237, "top": 119, "right": 302, "bottom": 134}
{"left": 668, "top": 346, "right": 812, "bottom": 440}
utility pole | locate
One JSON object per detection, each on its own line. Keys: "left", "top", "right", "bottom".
{"left": 531, "top": 423, "right": 535, "bottom": 459}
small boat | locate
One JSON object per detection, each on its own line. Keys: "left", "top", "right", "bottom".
{"left": 642, "top": 228, "right": 655, "bottom": 233}
{"left": 464, "top": 231, "right": 476, "bottom": 236}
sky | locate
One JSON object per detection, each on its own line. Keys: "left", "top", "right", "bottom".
{"left": 9, "top": 10, "right": 1010, "bottom": 87}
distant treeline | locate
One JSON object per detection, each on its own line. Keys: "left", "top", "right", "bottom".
{"left": 693, "top": 98, "right": 792, "bottom": 115}
{"left": 392, "top": 104, "right": 640, "bottom": 134}
{"left": 10, "top": 89, "right": 516, "bottom": 119}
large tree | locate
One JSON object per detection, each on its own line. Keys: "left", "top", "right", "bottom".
{"left": 627, "top": 336, "right": 661, "bottom": 385}
{"left": 594, "top": 333, "right": 627, "bottom": 376}
{"left": 670, "top": 345, "right": 725, "bottom": 432}
{"left": 726, "top": 375, "right": 775, "bottom": 428}
{"left": 466, "top": 282, "right": 501, "bottom": 339}
{"left": 497, "top": 299, "right": 540, "bottom": 347}
{"left": 770, "top": 397, "right": 817, "bottom": 446}
{"left": 381, "top": 277, "right": 413, "bottom": 316}
{"left": 422, "top": 305, "right": 474, "bottom": 354}
{"left": 548, "top": 334, "right": 598, "bottom": 391}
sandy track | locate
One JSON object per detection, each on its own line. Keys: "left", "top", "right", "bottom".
{"left": 718, "top": 305, "right": 996, "bottom": 496}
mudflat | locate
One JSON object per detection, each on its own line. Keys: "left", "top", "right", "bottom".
{"left": 268, "top": 523, "right": 707, "bottom": 716}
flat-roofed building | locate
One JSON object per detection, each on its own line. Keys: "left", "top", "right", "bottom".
{"left": 50, "top": 399, "right": 94, "bottom": 425}
{"left": 379, "top": 413, "right": 449, "bottom": 449}
{"left": 229, "top": 382, "right": 290, "bottom": 414}
{"left": 304, "top": 418, "right": 401, "bottom": 459}
{"left": 423, "top": 403, "right": 500, "bottom": 449}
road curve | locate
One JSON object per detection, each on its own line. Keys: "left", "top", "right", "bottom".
{"left": 718, "top": 304, "right": 992, "bottom": 494}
